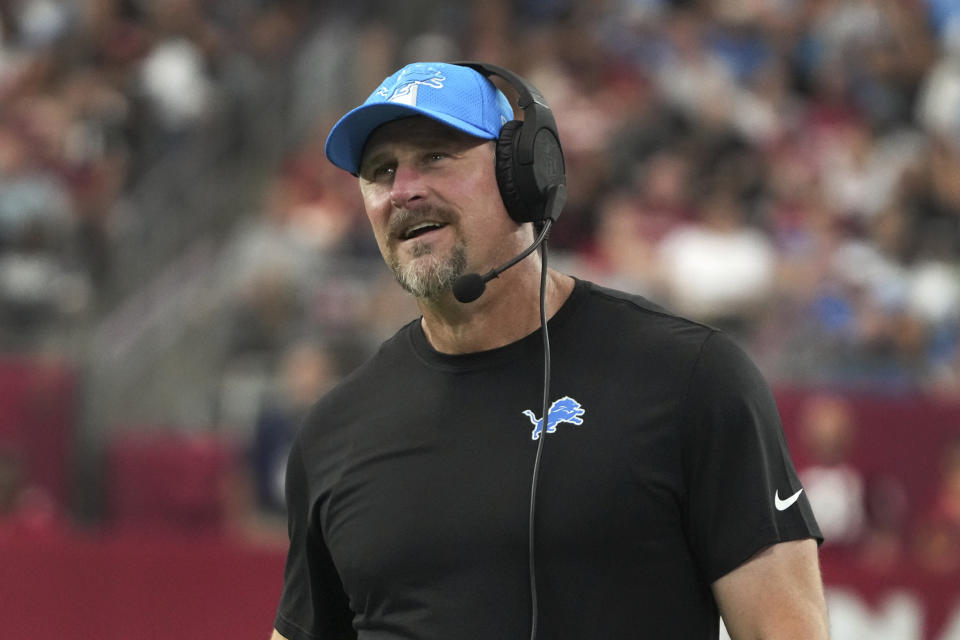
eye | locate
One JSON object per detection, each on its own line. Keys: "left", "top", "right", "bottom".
{"left": 363, "top": 162, "right": 395, "bottom": 182}
{"left": 426, "top": 151, "right": 448, "bottom": 163}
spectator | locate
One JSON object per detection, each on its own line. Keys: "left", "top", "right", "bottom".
{"left": 0, "top": 120, "right": 90, "bottom": 340}
{"left": 797, "top": 393, "right": 908, "bottom": 566}
{"left": 655, "top": 185, "right": 776, "bottom": 338}
{"left": 0, "top": 444, "right": 62, "bottom": 540}
{"left": 249, "top": 340, "right": 339, "bottom": 516}
{"left": 913, "top": 436, "right": 960, "bottom": 571}
{"left": 797, "top": 393, "right": 868, "bottom": 548}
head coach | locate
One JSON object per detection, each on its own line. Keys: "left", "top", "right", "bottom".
{"left": 269, "top": 61, "right": 829, "bottom": 640}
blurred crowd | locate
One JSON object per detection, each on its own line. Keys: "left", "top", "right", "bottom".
{"left": 1, "top": 0, "right": 960, "bottom": 563}
{"left": 791, "top": 389, "right": 960, "bottom": 575}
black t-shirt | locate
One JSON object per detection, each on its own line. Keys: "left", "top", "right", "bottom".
{"left": 274, "top": 279, "right": 821, "bottom": 639}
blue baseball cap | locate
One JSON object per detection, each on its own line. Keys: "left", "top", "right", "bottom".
{"left": 324, "top": 62, "right": 514, "bottom": 175}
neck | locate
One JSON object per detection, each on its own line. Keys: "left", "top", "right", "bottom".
{"left": 417, "top": 264, "right": 574, "bottom": 355}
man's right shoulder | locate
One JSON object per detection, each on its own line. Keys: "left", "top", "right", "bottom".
{"left": 297, "top": 320, "right": 419, "bottom": 438}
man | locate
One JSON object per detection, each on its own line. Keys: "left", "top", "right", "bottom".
{"left": 271, "top": 61, "right": 828, "bottom": 639}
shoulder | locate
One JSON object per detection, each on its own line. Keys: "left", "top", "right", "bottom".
{"left": 571, "top": 278, "right": 719, "bottom": 358}
{"left": 297, "top": 320, "right": 419, "bottom": 443}
{"left": 569, "top": 279, "right": 776, "bottom": 400}
{"left": 579, "top": 280, "right": 712, "bottom": 332}
{"left": 546, "top": 279, "right": 733, "bottom": 397}
{"left": 577, "top": 279, "right": 673, "bottom": 314}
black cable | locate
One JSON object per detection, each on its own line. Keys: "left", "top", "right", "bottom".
{"left": 528, "top": 235, "right": 551, "bottom": 640}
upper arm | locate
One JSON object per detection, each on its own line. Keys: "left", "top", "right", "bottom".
{"left": 682, "top": 332, "right": 822, "bottom": 582}
{"left": 274, "top": 437, "right": 356, "bottom": 639}
{"left": 712, "top": 538, "right": 829, "bottom": 639}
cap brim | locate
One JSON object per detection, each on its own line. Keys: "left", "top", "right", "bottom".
{"left": 324, "top": 102, "right": 499, "bottom": 175}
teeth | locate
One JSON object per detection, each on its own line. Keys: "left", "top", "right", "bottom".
{"left": 404, "top": 222, "right": 443, "bottom": 239}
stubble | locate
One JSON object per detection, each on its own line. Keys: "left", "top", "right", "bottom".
{"left": 385, "top": 207, "right": 467, "bottom": 300}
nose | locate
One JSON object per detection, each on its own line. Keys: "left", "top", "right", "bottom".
{"left": 389, "top": 162, "right": 427, "bottom": 209}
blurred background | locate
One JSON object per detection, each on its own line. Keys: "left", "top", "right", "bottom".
{"left": 1, "top": 0, "right": 960, "bottom": 637}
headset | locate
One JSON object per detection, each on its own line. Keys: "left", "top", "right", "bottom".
{"left": 450, "top": 62, "right": 568, "bottom": 303}
{"left": 453, "top": 61, "right": 566, "bottom": 640}
{"left": 454, "top": 62, "right": 566, "bottom": 227}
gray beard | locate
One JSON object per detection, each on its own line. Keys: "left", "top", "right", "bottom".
{"left": 389, "top": 240, "right": 467, "bottom": 300}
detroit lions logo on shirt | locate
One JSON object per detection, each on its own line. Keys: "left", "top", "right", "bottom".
{"left": 375, "top": 66, "right": 446, "bottom": 106}
{"left": 523, "top": 396, "right": 585, "bottom": 440}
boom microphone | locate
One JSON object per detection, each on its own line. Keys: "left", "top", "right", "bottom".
{"left": 451, "top": 272, "right": 488, "bottom": 304}
{"left": 451, "top": 220, "right": 552, "bottom": 303}
{"left": 452, "top": 185, "right": 566, "bottom": 304}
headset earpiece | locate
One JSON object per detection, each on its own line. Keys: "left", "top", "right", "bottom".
{"left": 495, "top": 120, "right": 530, "bottom": 223}
{"left": 454, "top": 62, "right": 566, "bottom": 226}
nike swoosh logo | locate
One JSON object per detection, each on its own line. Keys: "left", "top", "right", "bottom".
{"left": 775, "top": 488, "right": 804, "bottom": 511}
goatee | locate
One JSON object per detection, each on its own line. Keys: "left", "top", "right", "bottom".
{"left": 385, "top": 206, "right": 466, "bottom": 300}
{"left": 389, "top": 240, "right": 467, "bottom": 300}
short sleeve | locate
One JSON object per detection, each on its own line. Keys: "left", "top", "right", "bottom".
{"left": 274, "top": 436, "right": 356, "bottom": 640}
{"left": 681, "top": 331, "right": 822, "bottom": 584}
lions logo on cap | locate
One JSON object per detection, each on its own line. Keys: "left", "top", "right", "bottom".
{"left": 376, "top": 66, "right": 447, "bottom": 107}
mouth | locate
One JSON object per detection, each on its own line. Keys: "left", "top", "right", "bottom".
{"left": 399, "top": 221, "right": 448, "bottom": 241}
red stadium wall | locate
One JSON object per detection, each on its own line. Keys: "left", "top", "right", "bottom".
{"left": 0, "top": 532, "right": 285, "bottom": 639}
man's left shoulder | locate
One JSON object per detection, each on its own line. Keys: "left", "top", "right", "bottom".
{"left": 577, "top": 279, "right": 716, "bottom": 344}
